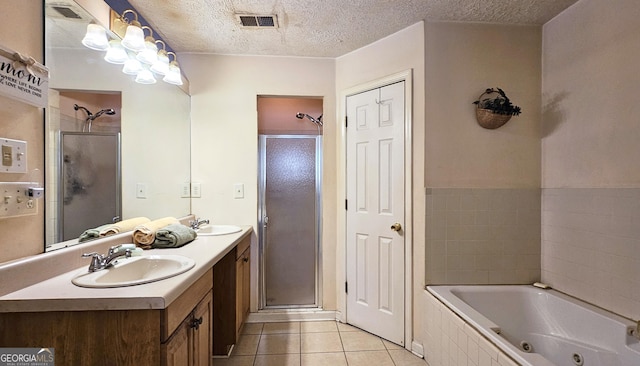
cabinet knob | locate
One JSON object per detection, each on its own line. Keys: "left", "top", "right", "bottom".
{"left": 243, "top": 257, "right": 248, "bottom": 263}
{"left": 191, "top": 316, "right": 203, "bottom": 330}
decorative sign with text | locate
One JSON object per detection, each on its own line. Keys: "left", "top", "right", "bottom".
{"left": 0, "top": 43, "right": 48, "bottom": 108}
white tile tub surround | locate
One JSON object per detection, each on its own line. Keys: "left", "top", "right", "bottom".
{"left": 422, "top": 289, "right": 518, "bottom": 366}
{"left": 542, "top": 188, "right": 640, "bottom": 322}
{"left": 426, "top": 188, "right": 541, "bottom": 285}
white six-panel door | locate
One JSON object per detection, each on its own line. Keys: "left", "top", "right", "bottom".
{"left": 346, "top": 81, "right": 405, "bottom": 345}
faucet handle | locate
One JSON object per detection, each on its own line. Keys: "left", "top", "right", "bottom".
{"left": 108, "top": 244, "right": 136, "bottom": 255}
{"left": 82, "top": 252, "right": 100, "bottom": 258}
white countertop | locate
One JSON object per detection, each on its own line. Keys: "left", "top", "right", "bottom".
{"left": 0, "top": 226, "right": 252, "bottom": 313}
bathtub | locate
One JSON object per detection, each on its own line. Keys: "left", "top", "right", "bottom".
{"left": 427, "top": 285, "right": 640, "bottom": 366}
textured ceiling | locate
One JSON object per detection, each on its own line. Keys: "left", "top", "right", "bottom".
{"left": 125, "top": 0, "right": 580, "bottom": 57}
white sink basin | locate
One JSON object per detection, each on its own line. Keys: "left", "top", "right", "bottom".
{"left": 72, "top": 255, "right": 195, "bottom": 288}
{"left": 197, "top": 225, "right": 242, "bottom": 236}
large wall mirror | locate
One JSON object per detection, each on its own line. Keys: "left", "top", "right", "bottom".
{"left": 44, "top": 0, "right": 191, "bottom": 250}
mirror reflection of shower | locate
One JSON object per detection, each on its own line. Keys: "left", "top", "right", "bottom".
{"left": 74, "top": 104, "right": 116, "bottom": 132}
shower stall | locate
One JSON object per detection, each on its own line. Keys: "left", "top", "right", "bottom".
{"left": 58, "top": 131, "right": 121, "bottom": 241}
{"left": 258, "top": 135, "right": 322, "bottom": 308}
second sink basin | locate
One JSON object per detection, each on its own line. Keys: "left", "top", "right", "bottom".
{"left": 197, "top": 225, "right": 242, "bottom": 236}
{"left": 72, "top": 254, "right": 195, "bottom": 288}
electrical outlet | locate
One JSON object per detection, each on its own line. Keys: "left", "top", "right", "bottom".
{"left": 191, "top": 183, "right": 201, "bottom": 198}
{"left": 180, "top": 183, "right": 191, "bottom": 198}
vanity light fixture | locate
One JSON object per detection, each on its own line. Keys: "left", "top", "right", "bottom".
{"left": 81, "top": 8, "right": 185, "bottom": 86}
{"left": 81, "top": 23, "right": 109, "bottom": 51}
{"left": 150, "top": 40, "right": 170, "bottom": 75}
{"left": 136, "top": 26, "right": 158, "bottom": 65}
{"left": 135, "top": 65, "right": 157, "bottom": 84}
{"left": 103, "top": 39, "right": 128, "bottom": 64}
{"left": 120, "top": 9, "right": 145, "bottom": 52}
{"left": 162, "top": 52, "right": 183, "bottom": 86}
{"left": 122, "top": 51, "right": 143, "bottom": 75}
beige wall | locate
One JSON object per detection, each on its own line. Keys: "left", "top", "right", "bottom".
{"left": 180, "top": 54, "right": 336, "bottom": 311}
{"left": 542, "top": 0, "right": 640, "bottom": 188}
{"left": 0, "top": 1, "right": 44, "bottom": 263}
{"left": 425, "top": 22, "right": 541, "bottom": 189}
{"left": 423, "top": 22, "right": 542, "bottom": 290}
{"left": 541, "top": 0, "right": 640, "bottom": 320}
{"left": 335, "top": 21, "right": 426, "bottom": 349}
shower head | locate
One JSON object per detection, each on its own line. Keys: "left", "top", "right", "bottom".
{"left": 295, "top": 112, "right": 323, "bottom": 126}
{"left": 93, "top": 108, "right": 116, "bottom": 119}
{"left": 74, "top": 104, "right": 116, "bottom": 120}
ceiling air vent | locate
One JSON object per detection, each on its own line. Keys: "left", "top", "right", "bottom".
{"left": 237, "top": 14, "right": 278, "bottom": 28}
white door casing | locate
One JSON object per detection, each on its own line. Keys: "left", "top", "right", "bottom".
{"left": 346, "top": 81, "right": 405, "bottom": 345}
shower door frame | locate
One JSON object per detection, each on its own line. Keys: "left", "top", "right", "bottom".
{"left": 57, "top": 131, "right": 122, "bottom": 242}
{"left": 258, "top": 134, "right": 323, "bottom": 310}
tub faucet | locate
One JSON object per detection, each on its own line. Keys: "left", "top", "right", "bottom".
{"left": 189, "top": 218, "right": 209, "bottom": 230}
{"left": 82, "top": 245, "right": 132, "bottom": 272}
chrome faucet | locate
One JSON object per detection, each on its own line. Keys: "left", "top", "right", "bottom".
{"left": 82, "top": 245, "right": 132, "bottom": 272}
{"left": 189, "top": 218, "right": 210, "bottom": 230}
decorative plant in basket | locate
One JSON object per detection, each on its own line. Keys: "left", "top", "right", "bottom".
{"left": 473, "top": 88, "right": 522, "bottom": 129}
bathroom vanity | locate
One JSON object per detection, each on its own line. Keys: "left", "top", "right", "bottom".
{"left": 0, "top": 226, "right": 252, "bottom": 366}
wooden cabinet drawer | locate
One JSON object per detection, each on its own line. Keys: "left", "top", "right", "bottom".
{"left": 162, "top": 268, "right": 213, "bottom": 341}
{"left": 235, "top": 236, "right": 250, "bottom": 260}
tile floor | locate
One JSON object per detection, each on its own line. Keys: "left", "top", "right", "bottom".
{"left": 213, "top": 321, "right": 428, "bottom": 366}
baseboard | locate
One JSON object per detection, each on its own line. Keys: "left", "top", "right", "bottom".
{"left": 246, "top": 309, "right": 338, "bottom": 323}
{"left": 411, "top": 341, "right": 424, "bottom": 358}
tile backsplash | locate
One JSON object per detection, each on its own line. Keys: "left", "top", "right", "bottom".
{"left": 426, "top": 188, "right": 541, "bottom": 285}
{"left": 542, "top": 188, "right": 640, "bottom": 321}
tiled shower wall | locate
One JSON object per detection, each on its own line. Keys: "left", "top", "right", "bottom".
{"left": 426, "top": 188, "right": 541, "bottom": 284}
{"left": 542, "top": 188, "right": 640, "bottom": 321}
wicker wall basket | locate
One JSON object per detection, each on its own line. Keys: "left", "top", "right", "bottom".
{"left": 475, "top": 108, "right": 512, "bottom": 129}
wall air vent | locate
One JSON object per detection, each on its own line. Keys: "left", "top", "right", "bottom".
{"left": 52, "top": 6, "right": 82, "bottom": 19}
{"left": 237, "top": 14, "right": 278, "bottom": 28}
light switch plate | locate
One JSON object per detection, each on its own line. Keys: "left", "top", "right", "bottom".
{"left": 1, "top": 138, "right": 27, "bottom": 173}
{"left": 234, "top": 183, "right": 244, "bottom": 199}
{"left": 180, "top": 183, "right": 191, "bottom": 198}
{"left": 191, "top": 183, "right": 201, "bottom": 198}
{"left": 0, "top": 182, "right": 38, "bottom": 218}
{"left": 136, "top": 183, "right": 148, "bottom": 199}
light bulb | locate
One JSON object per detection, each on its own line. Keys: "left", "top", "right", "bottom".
{"left": 162, "top": 61, "right": 183, "bottom": 85}
{"left": 81, "top": 24, "right": 109, "bottom": 51}
{"left": 121, "top": 22, "right": 145, "bottom": 52}
{"left": 122, "top": 55, "right": 143, "bottom": 75}
{"left": 104, "top": 40, "right": 128, "bottom": 64}
{"left": 135, "top": 67, "right": 157, "bottom": 84}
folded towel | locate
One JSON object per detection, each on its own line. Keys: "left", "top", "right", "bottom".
{"left": 152, "top": 223, "right": 198, "bottom": 249}
{"left": 78, "top": 224, "right": 112, "bottom": 243}
{"left": 133, "top": 217, "right": 179, "bottom": 248}
{"left": 99, "top": 217, "right": 151, "bottom": 236}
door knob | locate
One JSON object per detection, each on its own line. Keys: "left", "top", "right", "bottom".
{"left": 391, "top": 223, "right": 402, "bottom": 232}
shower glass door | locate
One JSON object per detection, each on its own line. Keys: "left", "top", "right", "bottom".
{"left": 259, "top": 135, "right": 321, "bottom": 308}
{"left": 59, "top": 132, "right": 121, "bottom": 241}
